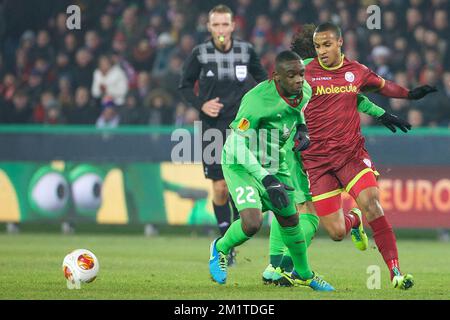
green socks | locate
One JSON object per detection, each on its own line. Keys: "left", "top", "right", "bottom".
{"left": 269, "top": 213, "right": 319, "bottom": 268}
{"left": 269, "top": 216, "right": 288, "bottom": 266}
{"left": 216, "top": 219, "right": 250, "bottom": 255}
{"left": 278, "top": 223, "right": 313, "bottom": 279}
{"left": 269, "top": 213, "right": 319, "bottom": 277}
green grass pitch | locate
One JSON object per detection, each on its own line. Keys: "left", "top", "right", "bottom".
{"left": 0, "top": 232, "right": 449, "bottom": 299}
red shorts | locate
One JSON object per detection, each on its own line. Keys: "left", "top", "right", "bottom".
{"left": 305, "top": 147, "right": 379, "bottom": 216}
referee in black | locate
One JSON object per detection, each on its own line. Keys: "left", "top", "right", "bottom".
{"left": 179, "top": 4, "right": 267, "bottom": 265}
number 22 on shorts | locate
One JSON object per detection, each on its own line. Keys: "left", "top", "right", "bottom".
{"left": 235, "top": 186, "right": 257, "bottom": 204}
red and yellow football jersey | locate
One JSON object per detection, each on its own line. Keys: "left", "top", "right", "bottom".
{"left": 302, "top": 56, "right": 384, "bottom": 170}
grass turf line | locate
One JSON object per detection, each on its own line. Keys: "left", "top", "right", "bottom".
{"left": 0, "top": 234, "right": 448, "bottom": 299}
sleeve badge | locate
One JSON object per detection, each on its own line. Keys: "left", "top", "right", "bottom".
{"left": 237, "top": 118, "right": 250, "bottom": 132}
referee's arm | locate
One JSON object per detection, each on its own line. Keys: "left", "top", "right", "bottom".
{"left": 178, "top": 49, "right": 203, "bottom": 111}
{"left": 248, "top": 46, "right": 268, "bottom": 83}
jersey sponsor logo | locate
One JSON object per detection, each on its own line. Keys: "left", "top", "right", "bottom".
{"left": 345, "top": 71, "right": 355, "bottom": 83}
{"left": 312, "top": 76, "right": 332, "bottom": 81}
{"left": 363, "top": 158, "right": 372, "bottom": 168}
{"left": 235, "top": 65, "right": 247, "bottom": 81}
{"left": 237, "top": 118, "right": 250, "bottom": 131}
{"left": 315, "top": 84, "right": 358, "bottom": 95}
{"left": 206, "top": 70, "right": 215, "bottom": 77}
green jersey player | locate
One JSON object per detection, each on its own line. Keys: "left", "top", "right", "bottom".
{"left": 208, "top": 50, "right": 335, "bottom": 291}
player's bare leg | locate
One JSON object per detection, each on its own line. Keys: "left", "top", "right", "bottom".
{"left": 212, "top": 179, "right": 237, "bottom": 265}
{"left": 317, "top": 209, "right": 346, "bottom": 241}
{"left": 356, "top": 187, "right": 414, "bottom": 289}
{"left": 313, "top": 192, "right": 367, "bottom": 250}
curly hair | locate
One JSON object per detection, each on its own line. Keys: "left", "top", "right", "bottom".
{"left": 290, "top": 24, "right": 317, "bottom": 59}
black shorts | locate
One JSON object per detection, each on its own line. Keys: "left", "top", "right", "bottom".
{"left": 201, "top": 120, "right": 231, "bottom": 181}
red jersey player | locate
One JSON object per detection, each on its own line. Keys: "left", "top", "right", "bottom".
{"left": 296, "top": 22, "right": 437, "bottom": 290}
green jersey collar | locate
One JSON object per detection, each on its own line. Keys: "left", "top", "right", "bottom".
{"left": 274, "top": 81, "right": 304, "bottom": 108}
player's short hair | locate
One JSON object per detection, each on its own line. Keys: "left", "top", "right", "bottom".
{"left": 291, "top": 24, "right": 317, "bottom": 59}
{"left": 314, "top": 22, "right": 342, "bottom": 39}
{"left": 208, "top": 4, "right": 234, "bottom": 21}
{"left": 275, "top": 50, "right": 302, "bottom": 70}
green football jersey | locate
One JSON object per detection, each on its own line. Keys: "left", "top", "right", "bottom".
{"left": 222, "top": 79, "right": 312, "bottom": 181}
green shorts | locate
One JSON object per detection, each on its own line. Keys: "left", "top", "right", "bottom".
{"left": 223, "top": 164, "right": 297, "bottom": 217}
{"left": 284, "top": 138, "right": 312, "bottom": 204}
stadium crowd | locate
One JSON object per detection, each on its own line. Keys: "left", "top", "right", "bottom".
{"left": 0, "top": 0, "right": 449, "bottom": 128}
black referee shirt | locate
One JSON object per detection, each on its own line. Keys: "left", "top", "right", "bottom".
{"left": 178, "top": 38, "right": 267, "bottom": 125}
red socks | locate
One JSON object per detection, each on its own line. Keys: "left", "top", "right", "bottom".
{"left": 344, "top": 211, "right": 360, "bottom": 234}
{"left": 369, "top": 216, "right": 400, "bottom": 279}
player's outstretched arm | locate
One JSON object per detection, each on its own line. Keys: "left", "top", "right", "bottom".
{"left": 376, "top": 79, "right": 437, "bottom": 100}
{"left": 361, "top": 64, "right": 437, "bottom": 100}
{"left": 356, "top": 94, "right": 411, "bottom": 133}
{"left": 407, "top": 85, "right": 438, "bottom": 100}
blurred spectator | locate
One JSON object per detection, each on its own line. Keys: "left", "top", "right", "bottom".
{"left": 44, "top": 103, "right": 65, "bottom": 124}
{"left": 406, "top": 7, "right": 422, "bottom": 33}
{"left": 57, "top": 77, "right": 74, "bottom": 110}
{"left": 413, "top": 67, "right": 449, "bottom": 126}
{"left": 131, "top": 38, "right": 154, "bottom": 71}
{"left": 84, "top": 30, "right": 103, "bottom": 61}
{"left": 193, "top": 13, "right": 209, "bottom": 43}
{"left": 54, "top": 52, "right": 74, "bottom": 81}
{"left": 32, "top": 30, "right": 54, "bottom": 62}
{"left": 25, "top": 70, "right": 45, "bottom": 108}
{"left": 169, "top": 34, "right": 195, "bottom": 62}
{"left": 73, "top": 48, "right": 95, "bottom": 89}
{"left": 63, "top": 33, "right": 78, "bottom": 61}
{"left": 15, "top": 48, "right": 31, "bottom": 83}
{"left": 96, "top": 97, "right": 120, "bottom": 128}
{"left": 156, "top": 54, "right": 183, "bottom": 101}
{"left": 65, "top": 87, "right": 98, "bottom": 125}
{"left": 151, "top": 32, "right": 175, "bottom": 77}
{"left": 146, "top": 88, "right": 174, "bottom": 125}
{"left": 142, "top": 0, "right": 167, "bottom": 22}
{"left": 117, "top": 6, "right": 143, "bottom": 51}
{"left": 0, "top": 73, "right": 17, "bottom": 102}
{"left": 392, "top": 37, "right": 409, "bottom": 69}
{"left": 98, "top": 14, "right": 116, "bottom": 52}
{"left": 388, "top": 98, "right": 410, "bottom": 121}
{"left": 120, "top": 92, "right": 145, "bottom": 125}
{"left": 370, "top": 46, "right": 394, "bottom": 80}
{"left": 433, "top": 9, "right": 449, "bottom": 39}
{"left": 92, "top": 54, "right": 129, "bottom": 106}
{"left": 136, "top": 71, "right": 152, "bottom": 104}
{"left": 33, "top": 90, "right": 58, "bottom": 123}
{"left": 3, "top": 90, "right": 32, "bottom": 123}
{"left": 50, "top": 13, "right": 69, "bottom": 51}
{"left": 408, "top": 108, "right": 424, "bottom": 127}
{"left": 111, "top": 51, "right": 138, "bottom": 89}
{"left": 19, "top": 30, "right": 35, "bottom": 53}
{"left": 174, "top": 101, "right": 200, "bottom": 126}
{"left": 382, "top": 10, "right": 402, "bottom": 48}
{"left": 33, "top": 56, "right": 56, "bottom": 88}
{"left": 105, "top": 0, "right": 127, "bottom": 18}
